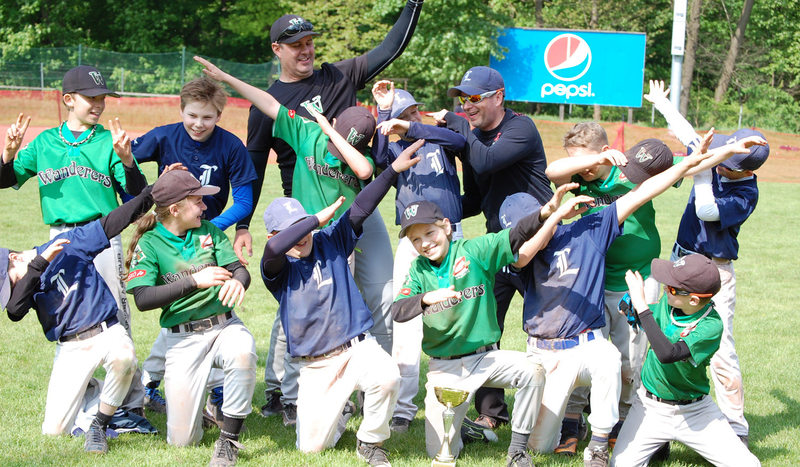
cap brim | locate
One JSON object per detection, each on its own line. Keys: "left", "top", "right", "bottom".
{"left": 447, "top": 85, "right": 486, "bottom": 98}
{"left": 391, "top": 102, "right": 423, "bottom": 120}
{"left": 398, "top": 216, "right": 441, "bottom": 238}
{"left": 276, "top": 30, "right": 321, "bottom": 44}
{"left": 70, "top": 88, "right": 120, "bottom": 98}
{"left": 194, "top": 186, "right": 221, "bottom": 197}
{"left": 618, "top": 164, "right": 648, "bottom": 185}
{"left": 649, "top": 258, "right": 679, "bottom": 288}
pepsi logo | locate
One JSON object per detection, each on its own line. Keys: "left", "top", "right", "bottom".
{"left": 544, "top": 33, "right": 592, "bottom": 82}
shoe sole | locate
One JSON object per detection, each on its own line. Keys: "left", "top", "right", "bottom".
{"left": 554, "top": 437, "right": 578, "bottom": 456}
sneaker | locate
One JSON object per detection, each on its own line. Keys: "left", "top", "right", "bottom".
{"left": 282, "top": 403, "right": 297, "bottom": 426}
{"left": 474, "top": 414, "right": 501, "bottom": 429}
{"left": 506, "top": 450, "right": 534, "bottom": 467}
{"left": 651, "top": 442, "right": 670, "bottom": 461}
{"left": 209, "top": 437, "right": 244, "bottom": 466}
{"left": 356, "top": 439, "right": 391, "bottom": 466}
{"left": 128, "top": 407, "right": 145, "bottom": 418}
{"left": 260, "top": 390, "right": 283, "bottom": 417}
{"left": 608, "top": 420, "right": 623, "bottom": 450}
{"left": 84, "top": 422, "right": 108, "bottom": 454}
{"left": 554, "top": 433, "right": 578, "bottom": 456}
{"left": 389, "top": 416, "right": 411, "bottom": 433}
{"left": 203, "top": 406, "right": 221, "bottom": 430}
{"left": 461, "top": 417, "right": 499, "bottom": 444}
{"left": 738, "top": 434, "right": 749, "bottom": 448}
{"left": 583, "top": 446, "right": 609, "bottom": 467}
{"left": 144, "top": 386, "right": 167, "bottom": 413}
{"left": 577, "top": 413, "right": 588, "bottom": 441}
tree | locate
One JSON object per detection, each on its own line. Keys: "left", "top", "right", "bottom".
{"left": 714, "top": 0, "right": 754, "bottom": 101}
{"left": 680, "top": 0, "right": 701, "bottom": 115}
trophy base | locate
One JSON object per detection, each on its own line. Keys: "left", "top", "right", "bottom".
{"left": 431, "top": 459, "right": 457, "bottom": 467}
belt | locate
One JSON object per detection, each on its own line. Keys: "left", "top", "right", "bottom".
{"left": 301, "top": 333, "right": 367, "bottom": 361}
{"left": 54, "top": 220, "right": 94, "bottom": 228}
{"left": 59, "top": 317, "right": 118, "bottom": 343}
{"left": 645, "top": 389, "right": 704, "bottom": 406}
{"left": 528, "top": 328, "right": 600, "bottom": 351}
{"left": 431, "top": 342, "right": 499, "bottom": 361}
{"left": 672, "top": 243, "right": 730, "bottom": 263}
{"left": 169, "top": 311, "right": 232, "bottom": 334}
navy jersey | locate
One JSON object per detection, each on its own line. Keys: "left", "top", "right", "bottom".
{"left": 33, "top": 221, "right": 118, "bottom": 341}
{"left": 676, "top": 171, "right": 758, "bottom": 260}
{"left": 521, "top": 205, "right": 623, "bottom": 339}
{"left": 262, "top": 212, "right": 373, "bottom": 358}
{"left": 131, "top": 122, "right": 257, "bottom": 220}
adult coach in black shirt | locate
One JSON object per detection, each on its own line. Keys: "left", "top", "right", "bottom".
{"left": 434, "top": 66, "right": 553, "bottom": 433}
{"left": 240, "top": 4, "right": 423, "bottom": 421}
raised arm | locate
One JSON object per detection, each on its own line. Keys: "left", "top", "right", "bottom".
{"left": 364, "top": 0, "right": 424, "bottom": 81}
{"left": 545, "top": 149, "right": 628, "bottom": 186}
{"left": 195, "top": 56, "right": 280, "bottom": 120}
{"left": 644, "top": 79, "right": 701, "bottom": 147}
{"left": 308, "top": 108, "right": 373, "bottom": 179}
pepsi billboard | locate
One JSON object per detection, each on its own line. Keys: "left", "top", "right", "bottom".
{"left": 490, "top": 28, "right": 646, "bottom": 107}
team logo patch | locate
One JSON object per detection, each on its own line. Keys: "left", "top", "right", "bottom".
{"left": 403, "top": 205, "right": 418, "bottom": 219}
{"left": 199, "top": 234, "right": 214, "bottom": 249}
{"left": 673, "top": 257, "right": 686, "bottom": 268}
{"left": 453, "top": 256, "right": 470, "bottom": 279}
{"left": 400, "top": 287, "right": 412, "bottom": 296}
{"left": 130, "top": 245, "right": 145, "bottom": 267}
{"left": 635, "top": 146, "right": 653, "bottom": 163}
{"left": 346, "top": 128, "right": 365, "bottom": 146}
{"left": 88, "top": 71, "right": 105, "bottom": 86}
{"left": 127, "top": 269, "right": 146, "bottom": 281}
{"left": 288, "top": 109, "right": 296, "bottom": 118}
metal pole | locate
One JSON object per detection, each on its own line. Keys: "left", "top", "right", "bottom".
{"left": 670, "top": 0, "right": 688, "bottom": 110}
{"left": 78, "top": 44, "right": 82, "bottom": 66}
{"left": 40, "top": 63, "right": 44, "bottom": 90}
{"left": 181, "top": 47, "right": 186, "bottom": 87}
{"left": 121, "top": 68, "right": 125, "bottom": 93}
{"left": 559, "top": 104, "right": 565, "bottom": 122}
{"left": 738, "top": 104, "right": 743, "bottom": 129}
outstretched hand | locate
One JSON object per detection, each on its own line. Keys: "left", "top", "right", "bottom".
{"left": 732, "top": 135, "right": 767, "bottom": 153}
{"left": 377, "top": 118, "right": 411, "bottom": 136}
{"left": 4, "top": 113, "right": 31, "bottom": 162}
{"left": 372, "top": 80, "right": 395, "bottom": 110}
{"left": 557, "top": 194, "right": 595, "bottom": 221}
{"left": 539, "top": 182, "right": 578, "bottom": 220}
{"left": 194, "top": 56, "right": 228, "bottom": 82}
{"left": 307, "top": 106, "right": 334, "bottom": 134}
{"left": 688, "top": 127, "right": 715, "bottom": 155}
{"left": 390, "top": 139, "right": 424, "bottom": 173}
{"left": 315, "top": 196, "right": 345, "bottom": 227}
{"left": 42, "top": 238, "right": 70, "bottom": 262}
{"left": 161, "top": 162, "right": 188, "bottom": 175}
{"left": 422, "top": 286, "right": 461, "bottom": 306}
{"left": 109, "top": 118, "right": 133, "bottom": 165}
{"left": 431, "top": 109, "right": 448, "bottom": 125}
{"left": 599, "top": 149, "right": 628, "bottom": 167}
{"left": 623, "top": 270, "right": 649, "bottom": 312}
{"left": 643, "top": 79, "right": 670, "bottom": 104}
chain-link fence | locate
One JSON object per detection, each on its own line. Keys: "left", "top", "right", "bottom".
{"left": 0, "top": 46, "right": 278, "bottom": 96}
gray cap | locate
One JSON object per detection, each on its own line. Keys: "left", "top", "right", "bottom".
{"left": 0, "top": 248, "right": 11, "bottom": 310}
{"left": 391, "top": 89, "right": 424, "bottom": 119}
{"left": 263, "top": 197, "right": 309, "bottom": 233}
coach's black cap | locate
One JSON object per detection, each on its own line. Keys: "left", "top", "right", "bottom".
{"left": 270, "top": 14, "right": 320, "bottom": 44}
{"left": 651, "top": 254, "right": 721, "bottom": 296}
{"left": 398, "top": 201, "right": 445, "bottom": 238}
{"left": 619, "top": 138, "right": 673, "bottom": 184}
{"left": 62, "top": 66, "right": 119, "bottom": 97}
{"left": 0, "top": 247, "right": 10, "bottom": 310}
{"left": 327, "top": 106, "right": 376, "bottom": 161}
{"left": 152, "top": 171, "right": 220, "bottom": 207}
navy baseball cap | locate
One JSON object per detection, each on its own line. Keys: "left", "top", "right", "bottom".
{"left": 707, "top": 128, "right": 770, "bottom": 171}
{"left": 0, "top": 247, "right": 10, "bottom": 310}
{"left": 264, "top": 197, "right": 309, "bottom": 233}
{"left": 62, "top": 66, "right": 119, "bottom": 97}
{"left": 152, "top": 171, "right": 219, "bottom": 207}
{"left": 499, "top": 193, "right": 541, "bottom": 230}
{"left": 270, "top": 14, "right": 320, "bottom": 44}
{"left": 619, "top": 139, "right": 674, "bottom": 184}
{"left": 391, "top": 89, "right": 424, "bottom": 119}
{"left": 447, "top": 66, "right": 505, "bottom": 98}
{"left": 651, "top": 254, "right": 721, "bottom": 296}
{"left": 398, "top": 201, "right": 445, "bottom": 238}
{"left": 328, "top": 106, "right": 376, "bottom": 161}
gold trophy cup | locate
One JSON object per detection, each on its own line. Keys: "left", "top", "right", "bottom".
{"left": 432, "top": 387, "right": 469, "bottom": 467}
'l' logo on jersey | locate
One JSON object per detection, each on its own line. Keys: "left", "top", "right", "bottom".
{"left": 425, "top": 149, "right": 443, "bottom": 175}
{"left": 553, "top": 248, "right": 578, "bottom": 278}
{"left": 313, "top": 261, "right": 332, "bottom": 288}
{"left": 199, "top": 165, "right": 218, "bottom": 186}
{"left": 300, "top": 95, "right": 323, "bottom": 115}
{"left": 51, "top": 268, "right": 77, "bottom": 299}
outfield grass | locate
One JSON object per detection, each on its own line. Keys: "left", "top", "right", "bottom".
{"left": 0, "top": 161, "right": 798, "bottom": 466}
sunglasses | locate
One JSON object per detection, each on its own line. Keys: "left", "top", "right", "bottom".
{"left": 277, "top": 20, "right": 314, "bottom": 42}
{"left": 666, "top": 285, "right": 713, "bottom": 298}
{"left": 458, "top": 89, "right": 503, "bottom": 105}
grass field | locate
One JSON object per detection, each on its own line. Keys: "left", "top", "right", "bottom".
{"left": 0, "top": 91, "right": 799, "bottom": 465}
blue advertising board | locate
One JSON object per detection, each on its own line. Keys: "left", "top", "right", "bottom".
{"left": 490, "top": 28, "right": 646, "bottom": 107}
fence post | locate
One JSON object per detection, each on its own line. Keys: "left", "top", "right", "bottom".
{"left": 181, "top": 47, "right": 186, "bottom": 88}
{"left": 78, "top": 44, "right": 82, "bottom": 66}
{"left": 121, "top": 68, "right": 125, "bottom": 93}
{"left": 40, "top": 63, "right": 44, "bottom": 90}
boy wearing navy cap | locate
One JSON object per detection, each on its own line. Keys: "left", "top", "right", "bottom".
{"left": 611, "top": 255, "right": 760, "bottom": 466}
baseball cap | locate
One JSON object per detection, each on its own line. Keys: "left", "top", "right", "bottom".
{"left": 398, "top": 201, "right": 445, "bottom": 238}
{"left": 447, "top": 66, "right": 505, "bottom": 98}
{"left": 327, "top": 106, "right": 376, "bottom": 161}
{"left": 650, "top": 254, "right": 721, "bottom": 296}
{"left": 270, "top": 14, "right": 320, "bottom": 44}
{"left": 0, "top": 248, "right": 10, "bottom": 310}
{"left": 62, "top": 66, "right": 119, "bottom": 97}
{"left": 391, "top": 89, "right": 424, "bottom": 119}
{"left": 499, "top": 193, "right": 541, "bottom": 230}
{"left": 619, "top": 138, "right": 673, "bottom": 184}
{"left": 152, "top": 171, "right": 220, "bottom": 207}
{"left": 707, "top": 128, "right": 770, "bottom": 171}
{"left": 263, "top": 197, "right": 309, "bottom": 233}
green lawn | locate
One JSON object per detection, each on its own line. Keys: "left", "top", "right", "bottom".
{"left": 0, "top": 162, "right": 798, "bottom": 466}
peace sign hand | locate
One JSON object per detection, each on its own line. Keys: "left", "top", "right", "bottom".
{"left": 109, "top": 118, "right": 134, "bottom": 166}
{"left": 4, "top": 113, "right": 31, "bottom": 162}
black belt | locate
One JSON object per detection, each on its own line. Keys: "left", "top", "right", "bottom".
{"left": 432, "top": 343, "right": 499, "bottom": 361}
{"left": 59, "top": 317, "right": 118, "bottom": 343}
{"left": 301, "top": 334, "right": 367, "bottom": 361}
{"left": 54, "top": 220, "right": 94, "bottom": 228}
{"left": 645, "top": 389, "right": 704, "bottom": 406}
{"left": 170, "top": 311, "right": 232, "bottom": 333}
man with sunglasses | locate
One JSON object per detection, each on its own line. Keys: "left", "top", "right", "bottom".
{"left": 610, "top": 256, "right": 760, "bottom": 466}
{"left": 432, "top": 65, "right": 552, "bottom": 434}
{"left": 241, "top": 5, "right": 423, "bottom": 428}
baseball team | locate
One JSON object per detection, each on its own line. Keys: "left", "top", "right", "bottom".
{"left": 0, "top": 2, "right": 771, "bottom": 467}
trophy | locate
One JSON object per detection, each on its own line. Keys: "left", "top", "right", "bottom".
{"left": 432, "top": 387, "right": 469, "bottom": 467}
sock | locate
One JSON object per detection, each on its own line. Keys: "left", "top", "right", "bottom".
{"left": 220, "top": 415, "right": 244, "bottom": 441}
{"left": 561, "top": 415, "right": 580, "bottom": 436}
{"left": 508, "top": 431, "right": 529, "bottom": 454}
{"left": 146, "top": 380, "right": 160, "bottom": 389}
{"left": 587, "top": 433, "right": 609, "bottom": 451}
{"left": 610, "top": 419, "right": 624, "bottom": 437}
{"left": 93, "top": 411, "right": 113, "bottom": 429}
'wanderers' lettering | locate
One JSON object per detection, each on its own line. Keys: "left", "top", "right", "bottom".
{"left": 423, "top": 284, "right": 486, "bottom": 316}
{"left": 304, "top": 156, "right": 359, "bottom": 188}
{"left": 37, "top": 160, "right": 113, "bottom": 188}
{"left": 592, "top": 193, "right": 623, "bottom": 207}
{"left": 160, "top": 262, "right": 215, "bottom": 284}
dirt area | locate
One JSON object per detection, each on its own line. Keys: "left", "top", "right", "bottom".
{"left": 1, "top": 90, "right": 797, "bottom": 183}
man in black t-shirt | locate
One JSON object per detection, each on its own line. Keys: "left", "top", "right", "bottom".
{"left": 244, "top": 6, "right": 423, "bottom": 427}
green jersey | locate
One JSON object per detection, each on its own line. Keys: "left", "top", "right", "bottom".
{"left": 13, "top": 123, "right": 137, "bottom": 225}
{"left": 640, "top": 295, "right": 722, "bottom": 401}
{"left": 398, "top": 231, "right": 515, "bottom": 358}
{"left": 273, "top": 105, "right": 373, "bottom": 223}
{"left": 126, "top": 220, "right": 239, "bottom": 328}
